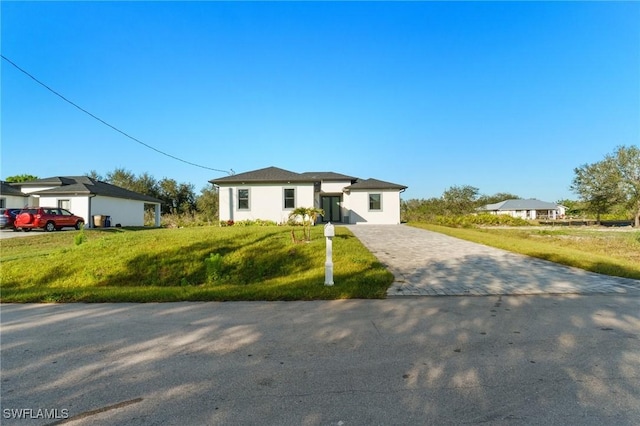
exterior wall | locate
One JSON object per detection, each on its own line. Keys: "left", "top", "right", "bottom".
{"left": 320, "top": 181, "right": 350, "bottom": 193}
{"left": 1, "top": 195, "right": 30, "bottom": 209}
{"left": 346, "top": 190, "right": 402, "bottom": 224}
{"left": 218, "top": 183, "right": 315, "bottom": 224}
{"left": 38, "top": 195, "right": 147, "bottom": 227}
{"left": 91, "top": 196, "right": 147, "bottom": 227}
{"left": 18, "top": 185, "right": 55, "bottom": 207}
{"left": 490, "top": 209, "right": 563, "bottom": 220}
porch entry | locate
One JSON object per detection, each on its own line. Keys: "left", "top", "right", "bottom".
{"left": 321, "top": 196, "right": 342, "bottom": 223}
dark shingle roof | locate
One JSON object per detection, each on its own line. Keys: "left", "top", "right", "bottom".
{"left": 345, "top": 178, "right": 407, "bottom": 191}
{"left": 210, "top": 167, "right": 315, "bottom": 184}
{"left": 1, "top": 181, "right": 28, "bottom": 197}
{"left": 20, "top": 176, "right": 162, "bottom": 204}
{"left": 17, "top": 177, "right": 78, "bottom": 187}
{"left": 299, "top": 172, "right": 358, "bottom": 182}
{"left": 480, "top": 199, "right": 559, "bottom": 211}
{"left": 210, "top": 167, "right": 407, "bottom": 191}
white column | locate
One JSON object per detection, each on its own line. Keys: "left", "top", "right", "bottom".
{"left": 324, "top": 222, "right": 335, "bottom": 286}
{"left": 155, "top": 204, "right": 161, "bottom": 227}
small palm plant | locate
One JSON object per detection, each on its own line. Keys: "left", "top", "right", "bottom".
{"left": 289, "top": 207, "right": 324, "bottom": 242}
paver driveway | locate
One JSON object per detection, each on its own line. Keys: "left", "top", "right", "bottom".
{"left": 348, "top": 225, "right": 640, "bottom": 297}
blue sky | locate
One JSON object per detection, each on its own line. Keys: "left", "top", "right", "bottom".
{"left": 2, "top": 1, "right": 638, "bottom": 202}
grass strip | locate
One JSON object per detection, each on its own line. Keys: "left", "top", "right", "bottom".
{"left": 1, "top": 226, "right": 393, "bottom": 302}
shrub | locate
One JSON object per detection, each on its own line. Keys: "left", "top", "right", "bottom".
{"left": 204, "top": 253, "right": 224, "bottom": 283}
{"left": 430, "top": 214, "right": 532, "bottom": 228}
{"left": 74, "top": 226, "right": 87, "bottom": 246}
{"left": 219, "top": 219, "right": 277, "bottom": 227}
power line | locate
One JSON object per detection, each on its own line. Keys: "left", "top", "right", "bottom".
{"left": 1, "top": 54, "right": 232, "bottom": 175}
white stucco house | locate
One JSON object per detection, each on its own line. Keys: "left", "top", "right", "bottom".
{"left": 9, "top": 176, "right": 162, "bottom": 227}
{"left": 478, "top": 199, "right": 566, "bottom": 220}
{"left": 210, "top": 167, "right": 407, "bottom": 225}
{"left": 0, "top": 181, "right": 29, "bottom": 208}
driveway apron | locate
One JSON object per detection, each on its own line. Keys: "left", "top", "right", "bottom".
{"left": 347, "top": 225, "right": 640, "bottom": 297}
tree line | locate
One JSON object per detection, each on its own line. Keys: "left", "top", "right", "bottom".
{"left": 401, "top": 186, "right": 521, "bottom": 222}
{"left": 6, "top": 145, "right": 638, "bottom": 227}
{"left": 571, "top": 145, "right": 640, "bottom": 227}
{"left": 402, "top": 145, "right": 640, "bottom": 226}
{"left": 85, "top": 168, "right": 219, "bottom": 219}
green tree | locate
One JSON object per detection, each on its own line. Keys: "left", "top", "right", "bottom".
{"left": 5, "top": 174, "right": 38, "bottom": 183}
{"left": 158, "top": 178, "right": 196, "bottom": 214}
{"left": 442, "top": 185, "right": 479, "bottom": 215}
{"left": 476, "top": 192, "right": 521, "bottom": 207}
{"left": 571, "top": 157, "right": 622, "bottom": 224}
{"left": 196, "top": 184, "right": 219, "bottom": 221}
{"left": 106, "top": 168, "right": 138, "bottom": 191}
{"left": 85, "top": 170, "right": 104, "bottom": 181}
{"left": 401, "top": 197, "right": 446, "bottom": 222}
{"left": 611, "top": 145, "right": 640, "bottom": 227}
{"left": 556, "top": 199, "right": 584, "bottom": 217}
{"left": 134, "top": 172, "right": 160, "bottom": 198}
{"left": 102, "top": 168, "right": 159, "bottom": 198}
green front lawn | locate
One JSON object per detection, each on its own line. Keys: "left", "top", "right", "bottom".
{"left": 0, "top": 226, "right": 393, "bottom": 302}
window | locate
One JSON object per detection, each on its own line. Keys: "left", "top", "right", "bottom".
{"left": 369, "top": 193, "right": 381, "bottom": 211}
{"left": 238, "top": 189, "right": 250, "bottom": 210}
{"left": 284, "top": 188, "right": 295, "bottom": 209}
{"left": 58, "top": 199, "right": 70, "bottom": 210}
{"left": 0, "top": 198, "right": 5, "bottom": 208}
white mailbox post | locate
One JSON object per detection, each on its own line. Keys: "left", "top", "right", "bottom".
{"left": 324, "top": 222, "right": 335, "bottom": 286}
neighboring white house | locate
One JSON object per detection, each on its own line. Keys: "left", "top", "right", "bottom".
{"left": 478, "top": 199, "right": 566, "bottom": 220}
{"left": 211, "top": 167, "right": 407, "bottom": 225}
{"left": 0, "top": 181, "right": 29, "bottom": 209}
{"left": 10, "top": 176, "right": 162, "bottom": 227}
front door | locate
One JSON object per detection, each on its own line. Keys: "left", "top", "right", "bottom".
{"left": 321, "top": 196, "right": 341, "bottom": 223}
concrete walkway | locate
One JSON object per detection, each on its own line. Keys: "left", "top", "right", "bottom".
{"left": 348, "top": 225, "right": 640, "bottom": 297}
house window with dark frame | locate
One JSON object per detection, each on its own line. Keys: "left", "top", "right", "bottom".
{"left": 369, "top": 193, "right": 382, "bottom": 211}
{"left": 238, "top": 189, "right": 250, "bottom": 210}
{"left": 0, "top": 198, "right": 5, "bottom": 208}
{"left": 284, "top": 188, "right": 295, "bottom": 209}
{"left": 58, "top": 199, "right": 71, "bottom": 210}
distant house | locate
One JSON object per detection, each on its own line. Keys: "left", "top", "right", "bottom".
{"left": 210, "top": 166, "right": 407, "bottom": 225}
{"left": 478, "top": 199, "right": 566, "bottom": 220}
{"left": 9, "top": 176, "right": 162, "bottom": 227}
{"left": 0, "top": 181, "right": 29, "bottom": 209}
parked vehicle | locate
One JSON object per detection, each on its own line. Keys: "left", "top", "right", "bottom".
{"left": 0, "top": 208, "right": 21, "bottom": 230}
{"left": 15, "top": 207, "right": 85, "bottom": 232}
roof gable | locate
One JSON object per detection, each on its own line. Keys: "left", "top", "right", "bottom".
{"left": 299, "top": 172, "right": 357, "bottom": 182}
{"left": 210, "top": 166, "right": 314, "bottom": 184}
{"left": 210, "top": 167, "right": 407, "bottom": 191}
{"left": 481, "top": 199, "right": 559, "bottom": 211}
{"left": 345, "top": 178, "right": 407, "bottom": 191}
{"left": 16, "top": 176, "right": 77, "bottom": 187}
{"left": 20, "top": 176, "right": 162, "bottom": 204}
{"left": 1, "top": 181, "right": 28, "bottom": 197}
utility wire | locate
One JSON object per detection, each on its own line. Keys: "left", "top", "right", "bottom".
{"left": 1, "top": 54, "right": 232, "bottom": 175}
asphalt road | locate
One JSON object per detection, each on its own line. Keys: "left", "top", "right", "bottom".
{"left": 2, "top": 295, "right": 639, "bottom": 425}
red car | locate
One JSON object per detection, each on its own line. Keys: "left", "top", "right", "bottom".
{"left": 15, "top": 207, "right": 85, "bottom": 232}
